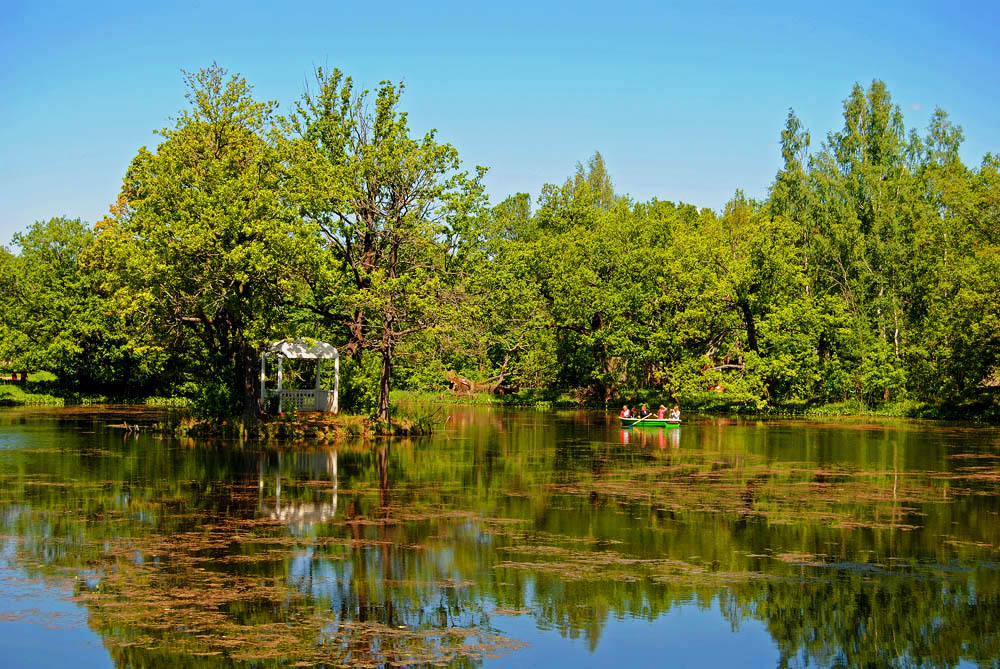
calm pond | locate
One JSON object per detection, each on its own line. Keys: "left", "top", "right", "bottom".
{"left": 1, "top": 405, "right": 999, "bottom": 667}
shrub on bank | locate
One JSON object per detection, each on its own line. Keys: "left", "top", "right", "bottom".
{"left": 392, "top": 386, "right": 999, "bottom": 422}
{"left": 390, "top": 388, "right": 578, "bottom": 408}
{"left": 0, "top": 384, "right": 64, "bottom": 406}
{"left": 145, "top": 396, "right": 191, "bottom": 408}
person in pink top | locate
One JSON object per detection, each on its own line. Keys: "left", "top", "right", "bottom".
{"left": 657, "top": 405, "right": 668, "bottom": 419}
{"left": 620, "top": 405, "right": 631, "bottom": 418}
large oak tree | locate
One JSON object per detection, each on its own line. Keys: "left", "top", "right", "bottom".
{"left": 96, "top": 65, "right": 307, "bottom": 419}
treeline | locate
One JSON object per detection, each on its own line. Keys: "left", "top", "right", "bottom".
{"left": 1, "top": 67, "right": 997, "bottom": 419}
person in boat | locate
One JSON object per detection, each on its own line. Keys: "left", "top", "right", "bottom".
{"left": 657, "top": 404, "right": 668, "bottom": 419}
{"left": 639, "top": 404, "right": 651, "bottom": 418}
{"left": 620, "top": 405, "right": 631, "bottom": 418}
{"left": 670, "top": 405, "right": 681, "bottom": 420}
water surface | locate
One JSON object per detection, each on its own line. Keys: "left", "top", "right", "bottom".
{"left": 1, "top": 406, "right": 999, "bottom": 667}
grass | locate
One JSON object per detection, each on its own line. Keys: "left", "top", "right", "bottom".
{"left": 0, "top": 370, "right": 149, "bottom": 406}
{"left": 0, "top": 382, "right": 64, "bottom": 406}
{"left": 0, "top": 370, "right": 63, "bottom": 406}
{"left": 798, "top": 399, "right": 921, "bottom": 417}
{"left": 144, "top": 395, "right": 191, "bottom": 407}
{"left": 755, "top": 396, "right": 999, "bottom": 421}
{"left": 9, "top": 368, "right": 994, "bottom": 424}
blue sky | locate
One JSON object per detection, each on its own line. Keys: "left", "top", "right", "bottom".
{"left": 1, "top": 0, "right": 998, "bottom": 246}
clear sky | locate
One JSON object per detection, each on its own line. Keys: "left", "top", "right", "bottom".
{"left": 1, "top": 0, "right": 998, "bottom": 246}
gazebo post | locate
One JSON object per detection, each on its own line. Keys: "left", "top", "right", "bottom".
{"left": 277, "top": 357, "right": 284, "bottom": 414}
{"left": 315, "top": 359, "right": 323, "bottom": 411}
{"left": 334, "top": 354, "right": 339, "bottom": 414}
{"left": 259, "top": 354, "right": 266, "bottom": 409}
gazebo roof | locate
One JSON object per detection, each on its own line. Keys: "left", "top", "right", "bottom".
{"left": 265, "top": 338, "right": 339, "bottom": 359}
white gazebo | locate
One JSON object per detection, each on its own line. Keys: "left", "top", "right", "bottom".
{"left": 260, "top": 338, "right": 339, "bottom": 413}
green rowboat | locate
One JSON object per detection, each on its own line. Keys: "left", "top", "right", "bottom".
{"left": 619, "top": 417, "right": 680, "bottom": 428}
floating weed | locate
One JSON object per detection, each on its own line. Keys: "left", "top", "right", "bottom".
{"left": 5, "top": 416, "right": 1000, "bottom": 665}
{"left": 548, "top": 454, "right": 966, "bottom": 533}
{"left": 6, "top": 505, "right": 528, "bottom": 666}
{"left": 774, "top": 553, "right": 828, "bottom": 566}
{"left": 948, "top": 453, "right": 1000, "bottom": 460}
{"left": 491, "top": 607, "right": 531, "bottom": 616}
{"left": 493, "top": 543, "right": 760, "bottom": 588}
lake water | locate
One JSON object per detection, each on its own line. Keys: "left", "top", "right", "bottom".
{"left": 1, "top": 405, "right": 999, "bottom": 667}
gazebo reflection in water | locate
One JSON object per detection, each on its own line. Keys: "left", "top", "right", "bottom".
{"left": 258, "top": 451, "right": 339, "bottom": 529}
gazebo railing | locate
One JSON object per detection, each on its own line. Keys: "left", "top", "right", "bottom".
{"left": 263, "top": 389, "right": 337, "bottom": 413}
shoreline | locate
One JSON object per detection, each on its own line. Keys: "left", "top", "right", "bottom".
{"left": 391, "top": 390, "right": 1000, "bottom": 423}
{"left": 3, "top": 390, "right": 997, "bottom": 427}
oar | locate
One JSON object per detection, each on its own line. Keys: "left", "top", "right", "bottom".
{"left": 626, "top": 414, "right": 652, "bottom": 427}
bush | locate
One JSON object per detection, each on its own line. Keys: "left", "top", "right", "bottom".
{"left": 0, "top": 384, "right": 64, "bottom": 406}
{"left": 190, "top": 381, "right": 240, "bottom": 420}
{"left": 338, "top": 355, "right": 379, "bottom": 415}
{"left": 145, "top": 396, "right": 191, "bottom": 407}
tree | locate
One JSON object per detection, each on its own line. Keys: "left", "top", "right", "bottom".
{"left": 0, "top": 217, "right": 158, "bottom": 393}
{"left": 6, "top": 218, "right": 96, "bottom": 375}
{"left": 95, "top": 65, "right": 304, "bottom": 419}
{"left": 769, "top": 109, "right": 818, "bottom": 296}
{"left": 800, "top": 81, "right": 928, "bottom": 403}
{"left": 0, "top": 243, "right": 27, "bottom": 370}
{"left": 535, "top": 151, "right": 619, "bottom": 232}
{"left": 917, "top": 150, "right": 1000, "bottom": 399}
{"left": 287, "top": 68, "right": 486, "bottom": 422}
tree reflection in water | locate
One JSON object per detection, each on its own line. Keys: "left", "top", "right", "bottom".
{"left": 1, "top": 407, "right": 999, "bottom": 666}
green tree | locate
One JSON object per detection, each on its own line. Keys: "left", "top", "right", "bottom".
{"left": 917, "top": 150, "right": 1000, "bottom": 400}
{"left": 287, "top": 67, "right": 486, "bottom": 422}
{"left": 535, "top": 151, "right": 619, "bottom": 233}
{"left": 0, "top": 242, "right": 27, "bottom": 370}
{"left": 769, "top": 108, "right": 818, "bottom": 296}
{"left": 452, "top": 226, "right": 557, "bottom": 391}
{"left": 0, "top": 217, "right": 161, "bottom": 393}
{"left": 95, "top": 65, "right": 305, "bottom": 419}
{"left": 799, "top": 81, "right": 931, "bottom": 404}
{"left": 7, "top": 218, "right": 96, "bottom": 377}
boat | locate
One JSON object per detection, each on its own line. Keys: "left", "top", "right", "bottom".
{"left": 619, "top": 417, "right": 681, "bottom": 428}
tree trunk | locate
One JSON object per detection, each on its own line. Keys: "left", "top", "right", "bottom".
{"left": 376, "top": 343, "right": 392, "bottom": 423}
{"left": 342, "top": 310, "right": 364, "bottom": 357}
{"left": 376, "top": 240, "right": 399, "bottom": 424}
{"left": 237, "top": 340, "right": 260, "bottom": 424}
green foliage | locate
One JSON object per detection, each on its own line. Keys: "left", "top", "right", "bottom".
{"left": 7, "top": 74, "right": 998, "bottom": 419}
{"left": 396, "top": 90, "right": 1000, "bottom": 418}
{"left": 0, "top": 383, "right": 64, "bottom": 406}
{"left": 0, "top": 217, "right": 166, "bottom": 396}
{"left": 143, "top": 396, "right": 191, "bottom": 408}
{"left": 285, "top": 67, "right": 487, "bottom": 421}
{"left": 337, "top": 354, "right": 380, "bottom": 415}
{"left": 189, "top": 380, "right": 241, "bottom": 420}
{"left": 93, "top": 64, "right": 309, "bottom": 419}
